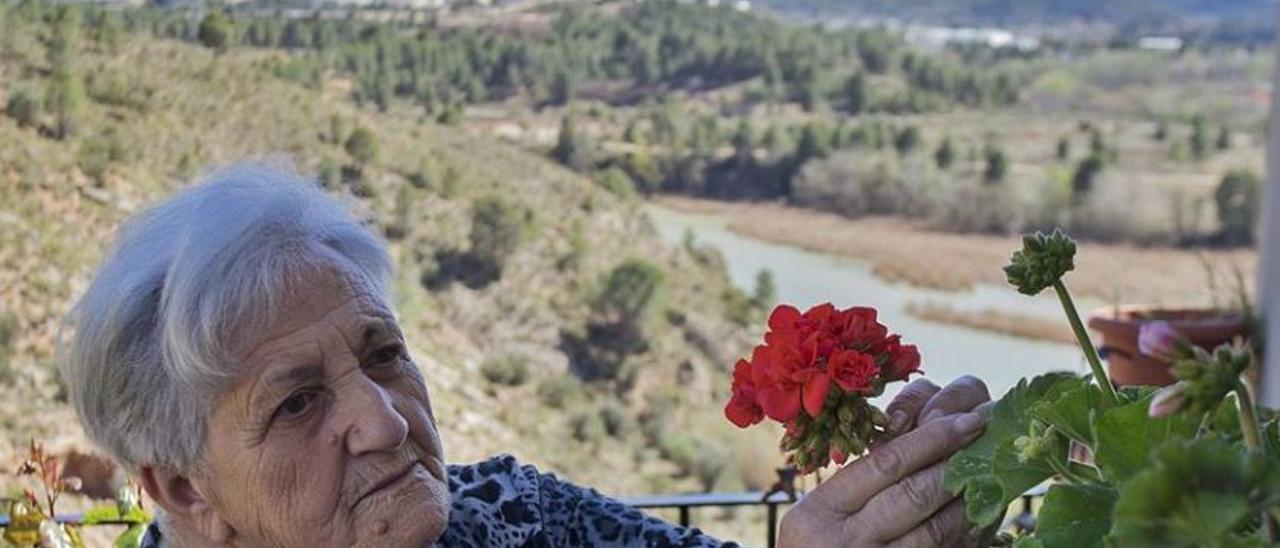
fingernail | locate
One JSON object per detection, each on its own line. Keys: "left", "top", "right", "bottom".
{"left": 888, "top": 410, "right": 909, "bottom": 434}
{"left": 953, "top": 412, "right": 984, "bottom": 435}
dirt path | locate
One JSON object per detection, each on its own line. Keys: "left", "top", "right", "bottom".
{"left": 657, "top": 195, "right": 1258, "bottom": 308}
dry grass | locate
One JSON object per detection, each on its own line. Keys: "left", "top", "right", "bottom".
{"left": 905, "top": 301, "right": 1076, "bottom": 344}
{"left": 657, "top": 195, "right": 1258, "bottom": 307}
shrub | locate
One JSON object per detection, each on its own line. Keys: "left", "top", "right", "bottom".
{"left": 468, "top": 195, "right": 524, "bottom": 278}
{"left": 78, "top": 124, "right": 128, "bottom": 180}
{"left": 596, "top": 259, "right": 665, "bottom": 331}
{"left": 600, "top": 400, "right": 632, "bottom": 438}
{"left": 894, "top": 126, "right": 922, "bottom": 156}
{"left": 569, "top": 410, "right": 606, "bottom": 444}
{"left": 344, "top": 127, "right": 379, "bottom": 170}
{"left": 1215, "top": 169, "right": 1261, "bottom": 246}
{"left": 751, "top": 269, "right": 776, "bottom": 309}
{"left": 480, "top": 354, "right": 530, "bottom": 387}
{"left": 537, "top": 375, "right": 583, "bottom": 409}
{"left": 934, "top": 137, "right": 955, "bottom": 169}
{"left": 197, "top": 12, "right": 233, "bottom": 53}
{"left": 792, "top": 151, "right": 909, "bottom": 218}
{"left": 596, "top": 167, "right": 636, "bottom": 200}
{"left": 317, "top": 159, "right": 341, "bottom": 190}
{"left": 1071, "top": 154, "right": 1105, "bottom": 200}
{"left": 557, "top": 220, "right": 588, "bottom": 272}
{"left": 46, "top": 68, "right": 85, "bottom": 140}
{"left": 553, "top": 113, "right": 592, "bottom": 170}
{"left": 6, "top": 87, "right": 42, "bottom": 128}
{"left": 983, "top": 146, "right": 1008, "bottom": 184}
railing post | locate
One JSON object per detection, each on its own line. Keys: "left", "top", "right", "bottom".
{"left": 767, "top": 503, "right": 778, "bottom": 548}
{"left": 679, "top": 505, "right": 690, "bottom": 527}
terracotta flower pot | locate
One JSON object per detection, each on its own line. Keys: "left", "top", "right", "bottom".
{"left": 1087, "top": 306, "right": 1249, "bottom": 387}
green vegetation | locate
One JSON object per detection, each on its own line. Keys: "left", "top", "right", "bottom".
{"left": 1215, "top": 169, "right": 1261, "bottom": 246}
{"left": 0, "top": 1, "right": 761, "bottom": 508}
{"left": 480, "top": 353, "right": 531, "bottom": 387}
{"left": 197, "top": 12, "right": 233, "bottom": 53}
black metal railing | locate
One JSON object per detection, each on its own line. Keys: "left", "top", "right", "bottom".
{"left": 622, "top": 484, "right": 1050, "bottom": 548}
{"left": 622, "top": 491, "right": 796, "bottom": 548}
{"left": 1, "top": 486, "right": 1050, "bottom": 546}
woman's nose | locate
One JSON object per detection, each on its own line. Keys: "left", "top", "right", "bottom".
{"left": 341, "top": 376, "right": 410, "bottom": 455}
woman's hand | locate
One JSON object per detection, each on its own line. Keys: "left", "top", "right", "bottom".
{"left": 777, "top": 377, "right": 991, "bottom": 548}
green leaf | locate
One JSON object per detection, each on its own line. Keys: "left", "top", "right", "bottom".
{"left": 113, "top": 524, "right": 147, "bottom": 548}
{"left": 1030, "top": 383, "right": 1105, "bottom": 447}
{"left": 1034, "top": 484, "right": 1117, "bottom": 548}
{"left": 1093, "top": 391, "right": 1200, "bottom": 485}
{"left": 81, "top": 504, "right": 123, "bottom": 525}
{"left": 991, "top": 433, "right": 1065, "bottom": 503}
{"left": 1014, "top": 537, "right": 1045, "bottom": 548}
{"left": 1107, "top": 437, "right": 1280, "bottom": 547}
{"left": 963, "top": 478, "right": 1007, "bottom": 527}
{"left": 81, "top": 505, "right": 150, "bottom": 526}
{"left": 945, "top": 372, "right": 1082, "bottom": 526}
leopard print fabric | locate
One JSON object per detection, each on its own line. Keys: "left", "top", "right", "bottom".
{"left": 140, "top": 454, "right": 740, "bottom": 547}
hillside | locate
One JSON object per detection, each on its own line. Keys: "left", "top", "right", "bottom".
{"left": 762, "top": 0, "right": 1274, "bottom": 30}
{"left": 0, "top": 2, "right": 776, "bottom": 532}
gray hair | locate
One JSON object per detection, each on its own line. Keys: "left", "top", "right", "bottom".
{"left": 62, "top": 163, "right": 392, "bottom": 472}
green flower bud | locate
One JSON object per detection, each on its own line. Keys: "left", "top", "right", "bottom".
{"left": 1172, "top": 342, "right": 1252, "bottom": 415}
{"left": 1004, "top": 229, "right": 1077, "bottom": 295}
{"left": 1013, "top": 434, "right": 1051, "bottom": 464}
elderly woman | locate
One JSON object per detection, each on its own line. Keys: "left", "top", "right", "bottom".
{"left": 62, "top": 164, "right": 991, "bottom": 547}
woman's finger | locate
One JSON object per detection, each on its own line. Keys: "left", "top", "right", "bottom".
{"left": 918, "top": 375, "right": 991, "bottom": 425}
{"left": 885, "top": 498, "right": 970, "bottom": 548}
{"left": 883, "top": 378, "right": 941, "bottom": 437}
{"left": 854, "top": 461, "right": 954, "bottom": 541}
{"left": 811, "top": 411, "right": 985, "bottom": 514}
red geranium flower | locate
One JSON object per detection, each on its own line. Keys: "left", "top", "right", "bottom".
{"left": 725, "top": 302, "right": 923, "bottom": 473}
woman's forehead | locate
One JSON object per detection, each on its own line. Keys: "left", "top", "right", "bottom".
{"left": 236, "top": 258, "right": 395, "bottom": 363}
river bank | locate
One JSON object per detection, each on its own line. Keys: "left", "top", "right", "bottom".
{"left": 656, "top": 195, "right": 1258, "bottom": 309}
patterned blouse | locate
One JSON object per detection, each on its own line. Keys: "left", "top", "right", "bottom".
{"left": 140, "top": 454, "right": 740, "bottom": 547}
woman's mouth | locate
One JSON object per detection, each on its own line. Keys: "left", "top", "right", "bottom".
{"left": 354, "top": 461, "right": 424, "bottom": 508}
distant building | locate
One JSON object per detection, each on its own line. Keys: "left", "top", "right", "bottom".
{"left": 1138, "top": 36, "right": 1184, "bottom": 52}
{"left": 905, "top": 25, "right": 1039, "bottom": 52}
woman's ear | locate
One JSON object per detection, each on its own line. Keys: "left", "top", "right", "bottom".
{"left": 138, "top": 464, "right": 235, "bottom": 544}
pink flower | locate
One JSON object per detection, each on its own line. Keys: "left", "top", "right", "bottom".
{"left": 1138, "top": 321, "right": 1188, "bottom": 362}
{"left": 1148, "top": 382, "right": 1188, "bottom": 418}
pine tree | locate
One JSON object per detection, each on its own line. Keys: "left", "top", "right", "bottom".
{"left": 934, "top": 137, "right": 955, "bottom": 170}
{"left": 845, "top": 71, "right": 868, "bottom": 115}
{"left": 198, "top": 12, "right": 233, "bottom": 54}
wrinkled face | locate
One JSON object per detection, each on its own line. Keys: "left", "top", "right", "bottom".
{"left": 196, "top": 254, "right": 450, "bottom": 547}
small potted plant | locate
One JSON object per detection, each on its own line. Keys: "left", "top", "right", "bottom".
{"left": 1088, "top": 307, "right": 1250, "bottom": 387}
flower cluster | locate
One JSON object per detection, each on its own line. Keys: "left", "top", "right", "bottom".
{"left": 1003, "top": 229, "right": 1077, "bottom": 296}
{"left": 725, "top": 303, "right": 921, "bottom": 472}
{"left": 1141, "top": 327, "right": 1254, "bottom": 420}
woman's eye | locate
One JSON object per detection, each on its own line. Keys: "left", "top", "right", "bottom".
{"left": 276, "top": 391, "right": 317, "bottom": 420}
{"left": 367, "top": 345, "right": 404, "bottom": 368}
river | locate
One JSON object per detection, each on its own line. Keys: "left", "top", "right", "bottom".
{"left": 645, "top": 203, "right": 1089, "bottom": 400}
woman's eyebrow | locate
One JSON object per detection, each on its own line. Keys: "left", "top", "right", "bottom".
{"left": 258, "top": 363, "right": 327, "bottom": 405}
{"left": 356, "top": 319, "right": 399, "bottom": 348}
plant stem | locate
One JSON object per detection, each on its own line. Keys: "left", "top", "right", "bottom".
{"left": 1053, "top": 280, "right": 1120, "bottom": 407}
{"left": 1233, "top": 381, "right": 1276, "bottom": 543}
{"left": 1234, "top": 381, "right": 1264, "bottom": 454}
